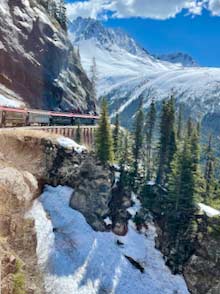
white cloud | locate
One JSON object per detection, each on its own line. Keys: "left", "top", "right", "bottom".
{"left": 209, "top": 0, "right": 220, "bottom": 15}
{"left": 66, "top": 0, "right": 220, "bottom": 20}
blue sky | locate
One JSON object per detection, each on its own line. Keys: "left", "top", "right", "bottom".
{"left": 66, "top": 0, "right": 220, "bottom": 67}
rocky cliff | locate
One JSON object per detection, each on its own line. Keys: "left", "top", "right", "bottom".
{"left": 0, "top": 0, "right": 96, "bottom": 112}
{"left": 0, "top": 129, "right": 131, "bottom": 292}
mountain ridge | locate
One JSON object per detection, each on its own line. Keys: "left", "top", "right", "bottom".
{"left": 68, "top": 17, "right": 220, "bottom": 132}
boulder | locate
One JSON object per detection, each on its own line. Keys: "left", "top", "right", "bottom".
{"left": 70, "top": 158, "right": 113, "bottom": 231}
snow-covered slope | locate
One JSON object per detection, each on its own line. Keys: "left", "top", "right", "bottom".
{"left": 156, "top": 52, "right": 198, "bottom": 67}
{"left": 27, "top": 185, "right": 189, "bottom": 294}
{"left": 68, "top": 17, "right": 220, "bottom": 129}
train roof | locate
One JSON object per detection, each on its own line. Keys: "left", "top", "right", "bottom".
{"left": 0, "top": 106, "right": 99, "bottom": 119}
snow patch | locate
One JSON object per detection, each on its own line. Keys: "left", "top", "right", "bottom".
{"left": 199, "top": 203, "right": 220, "bottom": 217}
{"left": 147, "top": 180, "right": 155, "bottom": 186}
{"left": 0, "top": 93, "right": 24, "bottom": 108}
{"left": 57, "top": 137, "right": 86, "bottom": 153}
{"left": 27, "top": 185, "right": 189, "bottom": 294}
{"left": 104, "top": 217, "right": 112, "bottom": 226}
{"left": 127, "top": 192, "right": 141, "bottom": 217}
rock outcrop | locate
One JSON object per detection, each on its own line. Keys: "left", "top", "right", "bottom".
{"left": 69, "top": 159, "right": 113, "bottom": 231}
{"left": 144, "top": 184, "right": 220, "bottom": 294}
{"left": 0, "top": 0, "right": 96, "bottom": 112}
{"left": 0, "top": 168, "right": 44, "bottom": 294}
{"left": 0, "top": 129, "right": 117, "bottom": 231}
{"left": 0, "top": 129, "right": 132, "bottom": 293}
{"left": 184, "top": 217, "right": 220, "bottom": 294}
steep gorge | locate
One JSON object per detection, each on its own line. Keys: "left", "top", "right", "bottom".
{"left": 1, "top": 129, "right": 220, "bottom": 294}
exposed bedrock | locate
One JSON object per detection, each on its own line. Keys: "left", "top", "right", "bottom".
{"left": 0, "top": 0, "right": 96, "bottom": 112}
{"left": 0, "top": 130, "right": 129, "bottom": 233}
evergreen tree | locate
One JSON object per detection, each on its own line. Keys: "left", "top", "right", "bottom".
{"left": 113, "top": 113, "right": 120, "bottom": 161}
{"left": 177, "top": 104, "right": 183, "bottom": 141}
{"left": 166, "top": 133, "right": 200, "bottom": 269}
{"left": 204, "top": 135, "right": 216, "bottom": 201}
{"left": 95, "top": 99, "right": 114, "bottom": 164}
{"left": 119, "top": 131, "right": 133, "bottom": 187}
{"left": 131, "top": 101, "right": 144, "bottom": 185}
{"left": 145, "top": 99, "right": 157, "bottom": 180}
{"left": 47, "top": 0, "right": 66, "bottom": 30}
{"left": 75, "top": 123, "right": 81, "bottom": 144}
{"left": 156, "top": 96, "right": 177, "bottom": 185}
{"left": 76, "top": 46, "right": 81, "bottom": 64}
{"left": 90, "top": 57, "right": 98, "bottom": 99}
{"left": 58, "top": 0, "right": 67, "bottom": 29}
{"left": 187, "top": 117, "right": 193, "bottom": 138}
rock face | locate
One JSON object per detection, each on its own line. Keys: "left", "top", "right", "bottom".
{"left": 0, "top": 168, "right": 44, "bottom": 294}
{"left": 145, "top": 184, "right": 220, "bottom": 294}
{"left": 0, "top": 129, "right": 116, "bottom": 231}
{"left": 184, "top": 217, "right": 220, "bottom": 294}
{"left": 0, "top": 0, "right": 96, "bottom": 112}
{"left": 70, "top": 159, "right": 113, "bottom": 231}
{"left": 0, "top": 129, "right": 131, "bottom": 293}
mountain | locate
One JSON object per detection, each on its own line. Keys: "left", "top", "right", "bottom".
{"left": 155, "top": 52, "right": 198, "bottom": 67}
{"left": 0, "top": 1, "right": 96, "bottom": 112}
{"left": 68, "top": 17, "right": 220, "bottom": 132}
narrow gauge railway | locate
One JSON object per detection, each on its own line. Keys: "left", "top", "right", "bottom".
{"left": 0, "top": 106, "right": 99, "bottom": 127}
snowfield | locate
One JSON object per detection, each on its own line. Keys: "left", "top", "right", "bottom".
{"left": 27, "top": 185, "right": 189, "bottom": 294}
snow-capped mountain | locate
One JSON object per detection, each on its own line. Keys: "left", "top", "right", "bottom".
{"left": 68, "top": 17, "right": 220, "bottom": 131}
{"left": 156, "top": 52, "right": 198, "bottom": 67}
{"left": 69, "top": 17, "right": 148, "bottom": 58}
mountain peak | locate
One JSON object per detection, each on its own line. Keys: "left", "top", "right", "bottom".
{"left": 68, "top": 17, "right": 148, "bottom": 58}
{"left": 156, "top": 52, "right": 198, "bottom": 67}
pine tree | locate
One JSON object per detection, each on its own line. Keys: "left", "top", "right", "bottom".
{"left": 76, "top": 46, "right": 80, "bottom": 59}
{"left": 145, "top": 99, "right": 157, "bottom": 180}
{"left": 95, "top": 99, "right": 114, "bottom": 164}
{"left": 48, "top": 0, "right": 66, "bottom": 30}
{"left": 204, "top": 135, "right": 216, "bottom": 201}
{"left": 166, "top": 133, "right": 200, "bottom": 270}
{"left": 119, "top": 131, "right": 133, "bottom": 187}
{"left": 131, "top": 101, "right": 144, "bottom": 185}
{"left": 60, "top": 0, "right": 67, "bottom": 29}
{"left": 113, "top": 113, "right": 120, "bottom": 161}
{"left": 90, "top": 57, "right": 98, "bottom": 99}
{"left": 75, "top": 123, "right": 81, "bottom": 144}
{"left": 177, "top": 104, "right": 183, "bottom": 141}
{"left": 187, "top": 117, "right": 193, "bottom": 138}
{"left": 156, "top": 96, "right": 177, "bottom": 185}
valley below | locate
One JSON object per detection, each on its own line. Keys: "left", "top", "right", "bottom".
{"left": 0, "top": 129, "right": 220, "bottom": 294}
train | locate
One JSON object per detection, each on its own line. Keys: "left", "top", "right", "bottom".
{"left": 0, "top": 106, "right": 99, "bottom": 127}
